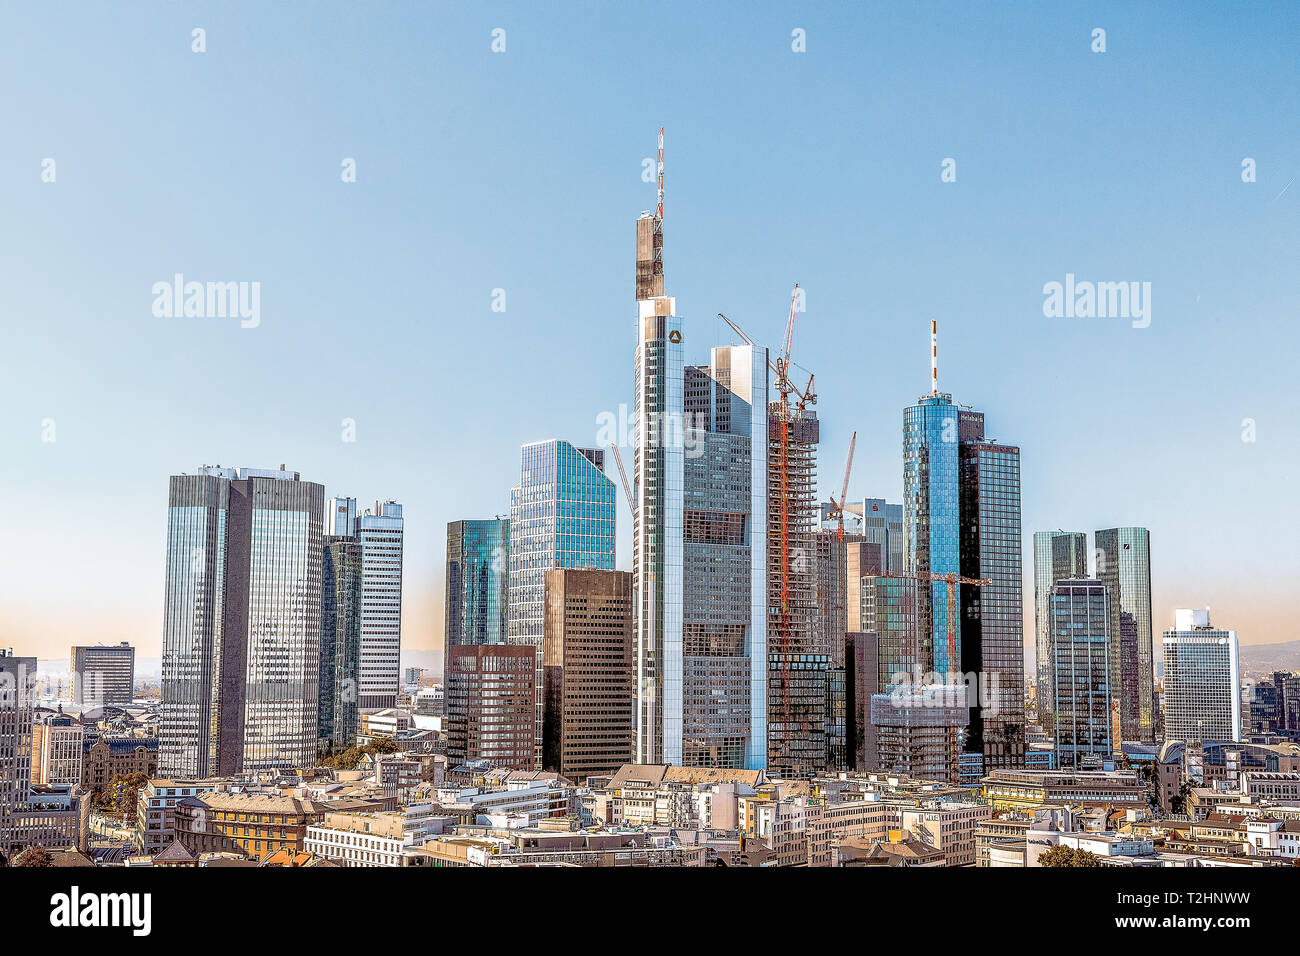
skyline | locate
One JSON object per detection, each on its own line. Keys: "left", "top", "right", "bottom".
{"left": 3, "top": 2, "right": 1299, "bottom": 661}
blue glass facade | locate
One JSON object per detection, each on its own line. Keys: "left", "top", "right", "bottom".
{"left": 903, "top": 393, "right": 960, "bottom": 675}
{"left": 509, "top": 440, "right": 616, "bottom": 766}
{"left": 445, "top": 518, "right": 509, "bottom": 650}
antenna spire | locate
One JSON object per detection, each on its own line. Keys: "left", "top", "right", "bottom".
{"left": 930, "top": 319, "right": 938, "bottom": 396}
{"left": 656, "top": 126, "right": 664, "bottom": 220}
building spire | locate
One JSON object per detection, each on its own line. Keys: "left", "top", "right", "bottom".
{"left": 930, "top": 319, "right": 938, "bottom": 396}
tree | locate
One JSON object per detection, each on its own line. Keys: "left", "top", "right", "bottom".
{"left": 95, "top": 771, "right": 149, "bottom": 818}
{"left": 12, "top": 846, "right": 54, "bottom": 868}
{"left": 1039, "top": 845, "right": 1102, "bottom": 868}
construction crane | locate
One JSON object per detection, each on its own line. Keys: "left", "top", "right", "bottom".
{"left": 878, "top": 569, "right": 991, "bottom": 677}
{"left": 717, "top": 286, "right": 817, "bottom": 773}
{"left": 608, "top": 444, "right": 634, "bottom": 517}
{"left": 825, "top": 430, "right": 857, "bottom": 541}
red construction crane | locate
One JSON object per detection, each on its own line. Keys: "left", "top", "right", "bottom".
{"left": 825, "top": 430, "right": 857, "bottom": 541}
{"left": 878, "top": 569, "right": 991, "bottom": 676}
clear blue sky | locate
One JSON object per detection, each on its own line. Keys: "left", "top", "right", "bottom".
{"left": 2, "top": 1, "right": 1297, "bottom": 659}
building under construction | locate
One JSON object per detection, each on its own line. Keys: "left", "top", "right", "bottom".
{"left": 766, "top": 389, "right": 823, "bottom": 776}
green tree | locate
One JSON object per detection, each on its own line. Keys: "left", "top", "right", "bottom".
{"left": 1039, "top": 845, "right": 1102, "bottom": 868}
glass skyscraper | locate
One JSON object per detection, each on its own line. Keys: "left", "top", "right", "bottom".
{"left": 1096, "top": 527, "right": 1154, "bottom": 741}
{"left": 959, "top": 429, "right": 1025, "bottom": 768}
{"left": 632, "top": 210, "right": 685, "bottom": 767}
{"left": 509, "top": 440, "right": 616, "bottom": 766}
{"left": 160, "top": 465, "right": 324, "bottom": 778}
{"left": 902, "top": 393, "right": 961, "bottom": 675}
{"left": 1162, "top": 608, "right": 1240, "bottom": 744}
{"left": 445, "top": 518, "right": 510, "bottom": 652}
{"left": 1032, "top": 531, "right": 1088, "bottom": 736}
{"left": 318, "top": 535, "right": 362, "bottom": 753}
{"left": 682, "top": 345, "right": 769, "bottom": 770}
{"left": 1050, "top": 578, "right": 1112, "bottom": 768}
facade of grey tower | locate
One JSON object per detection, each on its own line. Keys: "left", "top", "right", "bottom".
{"left": 1050, "top": 579, "right": 1113, "bottom": 767}
{"left": 632, "top": 205, "right": 685, "bottom": 766}
{"left": 1096, "top": 528, "right": 1154, "bottom": 741}
{"left": 681, "top": 346, "right": 768, "bottom": 769}
{"left": 160, "top": 466, "right": 324, "bottom": 777}
{"left": 1032, "top": 531, "right": 1088, "bottom": 735}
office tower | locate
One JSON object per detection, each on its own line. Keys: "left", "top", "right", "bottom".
{"left": 1049, "top": 579, "right": 1112, "bottom": 768}
{"left": 814, "top": 529, "right": 854, "bottom": 666}
{"left": 632, "top": 198, "right": 685, "bottom": 768}
{"left": 445, "top": 519, "right": 510, "bottom": 661}
{"left": 319, "top": 535, "right": 363, "bottom": 753}
{"left": 1162, "top": 608, "right": 1241, "bottom": 744}
{"left": 1095, "top": 528, "right": 1154, "bottom": 741}
{"left": 903, "top": 392, "right": 962, "bottom": 676}
{"left": 445, "top": 644, "right": 536, "bottom": 770}
{"left": 958, "top": 422, "right": 1025, "bottom": 769}
{"left": 509, "top": 441, "right": 616, "bottom": 767}
{"left": 70, "top": 642, "right": 136, "bottom": 708}
{"left": 1032, "top": 532, "right": 1088, "bottom": 735}
{"left": 844, "top": 632, "right": 880, "bottom": 770}
{"left": 1246, "top": 676, "right": 1279, "bottom": 734}
{"left": 871, "top": 690, "right": 967, "bottom": 782}
{"left": 825, "top": 666, "right": 847, "bottom": 770}
{"left": 678, "top": 346, "right": 769, "bottom": 770}
{"left": 541, "top": 569, "right": 634, "bottom": 780}
{"left": 356, "top": 502, "right": 404, "bottom": 711}
{"left": 859, "top": 575, "right": 922, "bottom": 693}
{"left": 767, "top": 397, "right": 819, "bottom": 775}
{"left": 31, "top": 713, "right": 83, "bottom": 786}
{"left": 160, "top": 465, "right": 324, "bottom": 777}
{"left": 0, "top": 652, "right": 37, "bottom": 844}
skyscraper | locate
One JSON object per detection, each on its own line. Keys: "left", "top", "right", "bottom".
{"left": 542, "top": 568, "right": 634, "bottom": 780}
{"left": 902, "top": 392, "right": 961, "bottom": 676}
{"left": 1032, "top": 531, "right": 1088, "bottom": 735}
{"left": 1049, "top": 579, "right": 1112, "bottom": 768}
{"left": 70, "top": 642, "right": 136, "bottom": 708}
{"left": 319, "top": 535, "right": 363, "bottom": 753}
{"left": 1162, "top": 608, "right": 1240, "bottom": 744}
{"left": 509, "top": 440, "right": 616, "bottom": 766}
{"left": 356, "top": 502, "right": 404, "bottom": 712}
{"left": 903, "top": 359, "right": 1025, "bottom": 770}
{"left": 160, "top": 465, "right": 324, "bottom": 777}
{"left": 958, "top": 423, "right": 1025, "bottom": 769}
{"left": 681, "top": 346, "right": 769, "bottom": 770}
{"left": 632, "top": 142, "right": 686, "bottom": 767}
{"left": 1095, "top": 527, "right": 1154, "bottom": 741}
{"left": 445, "top": 644, "right": 536, "bottom": 770}
{"left": 0, "top": 651, "right": 37, "bottom": 845}
{"left": 445, "top": 519, "right": 510, "bottom": 655}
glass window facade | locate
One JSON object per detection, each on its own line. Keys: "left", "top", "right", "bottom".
{"left": 509, "top": 440, "right": 616, "bottom": 767}
{"left": 1050, "top": 579, "right": 1112, "bottom": 768}
{"left": 1096, "top": 528, "right": 1154, "bottom": 741}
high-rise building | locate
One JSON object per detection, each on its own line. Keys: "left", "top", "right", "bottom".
{"left": 1032, "top": 531, "right": 1088, "bottom": 735}
{"left": 445, "top": 519, "right": 510, "bottom": 657}
{"left": 871, "top": 690, "right": 967, "bottom": 783}
{"left": 678, "top": 346, "right": 769, "bottom": 770}
{"left": 632, "top": 198, "right": 686, "bottom": 768}
{"left": 31, "top": 713, "right": 83, "bottom": 787}
{"left": 903, "top": 392, "right": 962, "bottom": 677}
{"left": 844, "top": 632, "right": 879, "bottom": 771}
{"left": 509, "top": 440, "right": 616, "bottom": 767}
{"left": 357, "top": 502, "right": 404, "bottom": 711}
{"left": 445, "top": 644, "right": 536, "bottom": 770}
{"left": 160, "top": 465, "right": 324, "bottom": 777}
{"left": 958, "top": 423, "right": 1025, "bottom": 769}
{"left": 0, "top": 651, "right": 37, "bottom": 840}
{"left": 70, "top": 643, "right": 135, "bottom": 708}
{"left": 767, "top": 393, "right": 820, "bottom": 775}
{"left": 1049, "top": 579, "right": 1112, "bottom": 767}
{"left": 1162, "top": 608, "right": 1240, "bottom": 744}
{"left": 1095, "top": 527, "right": 1153, "bottom": 741}
{"left": 319, "top": 535, "right": 363, "bottom": 753}
{"left": 541, "top": 569, "right": 634, "bottom": 780}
